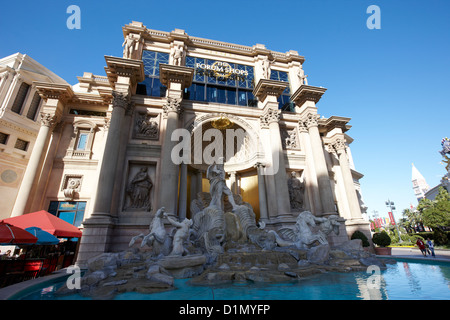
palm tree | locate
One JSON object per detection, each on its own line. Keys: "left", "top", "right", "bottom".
{"left": 402, "top": 208, "right": 423, "bottom": 232}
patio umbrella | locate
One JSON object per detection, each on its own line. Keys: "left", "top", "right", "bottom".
{"left": 25, "top": 227, "right": 60, "bottom": 245}
{"left": 0, "top": 221, "right": 38, "bottom": 245}
{"left": 2, "top": 210, "right": 82, "bottom": 238}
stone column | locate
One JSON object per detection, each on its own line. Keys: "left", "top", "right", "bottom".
{"left": 158, "top": 64, "right": 194, "bottom": 218}
{"left": 302, "top": 112, "right": 336, "bottom": 215}
{"left": 159, "top": 97, "right": 182, "bottom": 217}
{"left": 297, "top": 121, "right": 322, "bottom": 214}
{"left": 91, "top": 91, "right": 130, "bottom": 218}
{"left": 11, "top": 83, "right": 72, "bottom": 216}
{"left": 332, "top": 136, "right": 363, "bottom": 220}
{"left": 178, "top": 163, "right": 188, "bottom": 220}
{"left": 76, "top": 57, "right": 144, "bottom": 268}
{"left": 254, "top": 162, "right": 269, "bottom": 222}
{"left": 254, "top": 79, "right": 291, "bottom": 217}
{"left": 196, "top": 170, "right": 204, "bottom": 194}
{"left": 110, "top": 103, "right": 134, "bottom": 216}
{"left": 291, "top": 85, "right": 336, "bottom": 216}
{"left": 11, "top": 112, "right": 57, "bottom": 216}
{"left": 229, "top": 171, "right": 237, "bottom": 194}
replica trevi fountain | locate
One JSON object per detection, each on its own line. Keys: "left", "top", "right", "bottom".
{"left": 57, "top": 159, "right": 386, "bottom": 299}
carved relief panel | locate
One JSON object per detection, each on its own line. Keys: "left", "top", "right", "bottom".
{"left": 61, "top": 174, "right": 83, "bottom": 200}
{"left": 281, "top": 127, "right": 300, "bottom": 150}
{"left": 133, "top": 111, "right": 160, "bottom": 140}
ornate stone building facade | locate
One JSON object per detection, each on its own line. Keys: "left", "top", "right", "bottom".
{"left": 1, "top": 22, "right": 370, "bottom": 267}
{"left": 0, "top": 53, "right": 68, "bottom": 217}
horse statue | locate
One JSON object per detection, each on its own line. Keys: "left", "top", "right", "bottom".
{"left": 269, "top": 211, "right": 329, "bottom": 249}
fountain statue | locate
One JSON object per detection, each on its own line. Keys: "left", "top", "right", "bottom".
{"left": 269, "top": 212, "right": 340, "bottom": 249}
{"left": 61, "top": 159, "right": 386, "bottom": 299}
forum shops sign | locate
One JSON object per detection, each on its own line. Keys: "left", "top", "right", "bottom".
{"left": 195, "top": 61, "right": 249, "bottom": 81}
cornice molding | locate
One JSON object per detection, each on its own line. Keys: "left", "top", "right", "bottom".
{"left": 252, "top": 79, "right": 287, "bottom": 102}
{"left": 291, "top": 85, "right": 327, "bottom": 107}
{"left": 104, "top": 56, "right": 145, "bottom": 88}
{"left": 159, "top": 64, "right": 194, "bottom": 88}
{"left": 33, "top": 82, "right": 74, "bottom": 102}
{"left": 122, "top": 22, "right": 305, "bottom": 64}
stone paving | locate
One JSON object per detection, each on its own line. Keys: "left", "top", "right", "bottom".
{"left": 379, "top": 247, "right": 450, "bottom": 262}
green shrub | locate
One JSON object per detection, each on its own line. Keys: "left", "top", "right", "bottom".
{"left": 372, "top": 231, "right": 391, "bottom": 247}
{"left": 351, "top": 231, "right": 370, "bottom": 247}
{"left": 433, "top": 228, "right": 449, "bottom": 245}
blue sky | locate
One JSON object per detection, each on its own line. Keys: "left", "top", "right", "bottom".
{"left": 1, "top": 0, "right": 449, "bottom": 221}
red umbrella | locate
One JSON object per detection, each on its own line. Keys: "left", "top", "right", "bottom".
{"left": 0, "top": 221, "right": 38, "bottom": 244}
{"left": 2, "top": 210, "right": 82, "bottom": 238}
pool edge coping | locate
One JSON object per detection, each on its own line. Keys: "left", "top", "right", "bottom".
{"left": 0, "top": 268, "right": 72, "bottom": 300}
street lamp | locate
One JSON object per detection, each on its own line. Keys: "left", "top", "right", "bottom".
{"left": 385, "top": 199, "right": 403, "bottom": 243}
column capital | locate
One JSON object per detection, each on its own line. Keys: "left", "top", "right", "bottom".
{"left": 163, "top": 96, "right": 183, "bottom": 118}
{"left": 300, "top": 112, "right": 320, "bottom": 129}
{"left": 111, "top": 90, "right": 133, "bottom": 112}
{"left": 291, "top": 85, "right": 327, "bottom": 107}
{"left": 329, "top": 135, "right": 347, "bottom": 154}
{"left": 39, "top": 112, "right": 58, "bottom": 128}
{"left": 259, "top": 107, "right": 280, "bottom": 128}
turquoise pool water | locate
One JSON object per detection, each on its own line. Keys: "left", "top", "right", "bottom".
{"left": 11, "top": 260, "right": 450, "bottom": 300}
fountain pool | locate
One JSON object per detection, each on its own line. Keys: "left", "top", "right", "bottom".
{"left": 8, "top": 259, "right": 450, "bottom": 300}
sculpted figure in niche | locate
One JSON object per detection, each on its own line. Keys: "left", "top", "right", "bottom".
{"left": 171, "top": 44, "right": 184, "bottom": 66}
{"left": 126, "top": 167, "right": 153, "bottom": 211}
{"left": 164, "top": 212, "right": 193, "bottom": 256}
{"left": 288, "top": 171, "right": 304, "bottom": 210}
{"left": 207, "top": 157, "right": 238, "bottom": 211}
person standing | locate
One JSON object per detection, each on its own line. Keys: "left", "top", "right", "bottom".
{"left": 426, "top": 238, "right": 436, "bottom": 257}
{"left": 416, "top": 238, "right": 427, "bottom": 256}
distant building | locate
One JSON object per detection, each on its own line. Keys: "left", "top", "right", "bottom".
{"left": 412, "top": 163, "right": 430, "bottom": 202}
